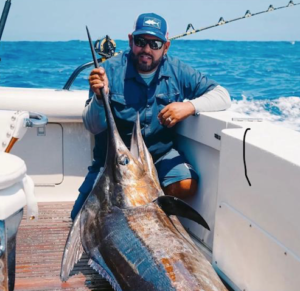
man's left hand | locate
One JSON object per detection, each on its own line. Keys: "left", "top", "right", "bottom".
{"left": 158, "top": 102, "right": 196, "bottom": 128}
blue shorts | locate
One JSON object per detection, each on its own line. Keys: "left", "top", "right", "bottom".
{"left": 155, "top": 148, "right": 199, "bottom": 188}
{"left": 71, "top": 148, "right": 198, "bottom": 220}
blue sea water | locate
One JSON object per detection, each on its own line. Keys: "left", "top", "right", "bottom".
{"left": 0, "top": 40, "right": 299, "bottom": 130}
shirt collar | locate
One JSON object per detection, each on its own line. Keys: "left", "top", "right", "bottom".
{"left": 158, "top": 55, "right": 171, "bottom": 79}
{"left": 124, "top": 51, "right": 140, "bottom": 80}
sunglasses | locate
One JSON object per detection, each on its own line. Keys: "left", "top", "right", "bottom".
{"left": 133, "top": 36, "right": 165, "bottom": 50}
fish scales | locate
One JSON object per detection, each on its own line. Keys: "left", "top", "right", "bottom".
{"left": 125, "top": 203, "right": 227, "bottom": 291}
{"left": 95, "top": 207, "right": 177, "bottom": 291}
{"left": 88, "top": 203, "right": 227, "bottom": 291}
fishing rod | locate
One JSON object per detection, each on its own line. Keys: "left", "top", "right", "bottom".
{"left": 0, "top": 0, "right": 11, "bottom": 41}
{"left": 169, "top": 0, "right": 300, "bottom": 41}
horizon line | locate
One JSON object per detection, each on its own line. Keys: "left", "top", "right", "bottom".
{"left": 2, "top": 39, "right": 299, "bottom": 42}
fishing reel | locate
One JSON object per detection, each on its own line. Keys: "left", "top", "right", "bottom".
{"left": 94, "top": 35, "right": 118, "bottom": 61}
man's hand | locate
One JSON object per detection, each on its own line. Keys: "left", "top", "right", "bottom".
{"left": 158, "top": 102, "right": 196, "bottom": 128}
{"left": 88, "top": 67, "right": 109, "bottom": 99}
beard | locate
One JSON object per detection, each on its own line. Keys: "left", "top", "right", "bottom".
{"left": 131, "top": 51, "right": 163, "bottom": 73}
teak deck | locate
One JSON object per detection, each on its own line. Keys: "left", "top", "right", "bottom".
{"left": 15, "top": 202, "right": 114, "bottom": 291}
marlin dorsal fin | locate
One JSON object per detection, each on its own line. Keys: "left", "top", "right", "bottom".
{"left": 130, "top": 112, "right": 162, "bottom": 191}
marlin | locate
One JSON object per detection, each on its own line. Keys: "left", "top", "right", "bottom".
{"left": 60, "top": 27, "right": 228, "bottom": 291}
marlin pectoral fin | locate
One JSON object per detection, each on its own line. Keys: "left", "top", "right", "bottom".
{"left": 80, "top": 192, "right": 103, "bottom": 256}
{"left": 60, "top": 211, "right": 84, "bottom": 281}
{"left": 89, "top": 249, "right": 122, "bottom": 291}
{"left": 154, "top": 196, "right": 210, "bottom": 230}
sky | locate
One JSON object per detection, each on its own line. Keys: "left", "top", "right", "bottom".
{"left": 1, "top": 0, "right": 300, "bottom": 41}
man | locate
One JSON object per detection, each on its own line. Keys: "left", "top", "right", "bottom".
{"left": 71, "top": 12, "right": 231, "bottom": 220}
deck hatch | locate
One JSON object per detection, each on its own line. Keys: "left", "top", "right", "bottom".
{"left": 11, "top": 123, "right": 63, "bottom": 185}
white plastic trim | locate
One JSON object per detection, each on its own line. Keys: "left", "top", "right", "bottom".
{"left": 12, "top": 111, "right": 30, "bottom": 140}
{"left": 0, "top": 110, "right": 29, "bottom": 152}
{"left": 22, "top": 175, "right": 39, "bottom": 220}
{"left": 0, "top": 183, "right": 27, "bottom": 220}
{"left": 0, "top": 87, "right": 87, "bottom": 123}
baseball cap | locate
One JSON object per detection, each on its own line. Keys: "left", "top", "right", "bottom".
{"left": 132, "top": 13, "right": 168, "bottom": 42}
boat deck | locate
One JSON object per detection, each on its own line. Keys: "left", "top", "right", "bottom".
{"left": 15, "top": 202, "right": 113, "bottom": 291}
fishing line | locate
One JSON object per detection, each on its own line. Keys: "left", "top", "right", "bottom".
{"left": 169, "top": 1, "right": 300, "bottom": 41}
{"left": 243, "top": 128, "right": 251, "bottom": 187}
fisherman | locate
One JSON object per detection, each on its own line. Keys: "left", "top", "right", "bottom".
{"left": 71, "top": 12, "right": 231, "bottom": 220}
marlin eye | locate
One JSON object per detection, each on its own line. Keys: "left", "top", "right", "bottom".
{"left": 118, "top": 155, "right": 130, "bottom": 165}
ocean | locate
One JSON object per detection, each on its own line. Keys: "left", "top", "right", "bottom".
{"left": 0, "top": 40, "right": 299, "bottom": 131}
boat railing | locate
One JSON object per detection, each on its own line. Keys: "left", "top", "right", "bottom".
{"left": 62, "top": 58, "right": 103, "bottom": 91}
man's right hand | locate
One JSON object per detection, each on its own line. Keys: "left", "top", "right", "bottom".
{"left": 88, "top": 67, "right": 109, "bottom": 99}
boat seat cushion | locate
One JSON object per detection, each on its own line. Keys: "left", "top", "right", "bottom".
{"left": 0, "top": 153, "right": 38, "bottom": 220}
{"left": 0, "top": 152, "right": 27, "bottom": 190}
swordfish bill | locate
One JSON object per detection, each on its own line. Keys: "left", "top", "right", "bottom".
{"left": 60, "top": 27, "right": 228, "bottom": 291}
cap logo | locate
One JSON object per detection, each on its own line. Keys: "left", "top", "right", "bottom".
{"left": 143, "top": 17, "right": 161, "bottom": 29}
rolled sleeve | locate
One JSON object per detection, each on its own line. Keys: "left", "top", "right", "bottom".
{"left": 187, "top": 85, "right": 231, "bottom": 115}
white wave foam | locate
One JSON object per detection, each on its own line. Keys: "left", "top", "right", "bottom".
{"left": 229, "top": 96, "right": 300, "bottom": 132}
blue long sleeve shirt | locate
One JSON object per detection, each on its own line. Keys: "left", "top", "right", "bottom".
{"left": 80, "top": 50, "right": 225, "bottom": 195}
